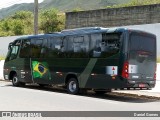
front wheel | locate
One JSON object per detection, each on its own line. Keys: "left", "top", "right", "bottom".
{"left": 67, "top": 78, "right": 79, "bottom": 95}
{"left": 12, "top": 74, "right": 25, "bottom": 87}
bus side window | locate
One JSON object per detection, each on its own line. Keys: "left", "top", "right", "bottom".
{"left": 73, "top": 36, "right": 84, "bottom": 53}
{"left": 31, "top": 39, "right": 43, "bottom": 58}
{"left": 48, "top": 37, "right": 63, "bottom": 58}
{"left": 90, "top": 34, "right": 102, "bottom": 58}
{"left": 19, "top": 39, "right": 31, "bottom": 58}
{"left": 40, "top": 39, "right": 48, "bottom": 58}
{"left": 92, "top": 39, "right": 101, "bottom": 57}
{"left": 70, "top": 36, "right": 88, "bottom": 58}
{"left": 100, "top": 33, "right": 121, "bottom": 57}
{"left": 91, "top": 33, "right": 121, "bottom": 58}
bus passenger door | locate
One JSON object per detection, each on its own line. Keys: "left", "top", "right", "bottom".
{"left": 30, "top": 38, "right": 52, "bottom": 85}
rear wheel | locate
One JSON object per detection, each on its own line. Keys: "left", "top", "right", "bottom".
{"left": 12, "top": 74, "right": 25, "bottom": 87}
{"left": 67, "top": 78, "right": 79, "bottom": 94}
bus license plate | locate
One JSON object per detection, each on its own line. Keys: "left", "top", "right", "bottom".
{"left": 139, "top": 84, "right": 145, "bottom": 87}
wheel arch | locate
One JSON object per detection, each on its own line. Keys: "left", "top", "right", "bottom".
{"left": 65, "top": 73, "right": 79, "bottom": 86}
{"left": 9, "top": 71, "right": 17, "bottom": 80}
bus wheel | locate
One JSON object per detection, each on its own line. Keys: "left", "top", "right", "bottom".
{"left": 12, "top": 74, "right": 24, "bottom": 87}
{"left": 67, "top": 78, "right": 79, "bottom": 95}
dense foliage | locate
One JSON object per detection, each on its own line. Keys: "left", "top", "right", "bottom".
{"left": 0, "top": 9, "right": 65, "bottom": 36}
{"left": 40, "top": 9, "right": 65, "bottom": 33}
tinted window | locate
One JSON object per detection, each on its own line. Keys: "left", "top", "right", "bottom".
{"left": 130, "top": 33, "right": 155, "bottom": 53}
{"left": 91, "top": 33, "right": 121, "bottom": 58}
{"left": 8, "top": 40, "right": 21, "bottom": 60}
{"left": 9, "top": 46, "right": 19, "bottom": 60}
{"left": 66, "top": 36, "right": 89, "bottom": 58}
{"left": 19, "top": 39, "right": 31, "bottom": 58}
{"left": 73, "top": 36, "right": 84, "bottom": 53}
{"left": 48, "top": 37, "right": 63, "bottom": 58}
{"left": 47, "top": 36, "right": 89, "bottom": 58}
{"left": 31, "top": 39, "right": 43, "bottom": 58}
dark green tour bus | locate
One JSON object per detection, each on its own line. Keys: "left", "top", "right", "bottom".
{"left": 3, "top": 27, "right": 157, "bottom": 94}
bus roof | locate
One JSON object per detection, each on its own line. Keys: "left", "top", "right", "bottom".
{"left": 14, "top": 27, "right": 155, "bottom": 40}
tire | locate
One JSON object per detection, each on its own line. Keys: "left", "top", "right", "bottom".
{"left": 67, "top": 78, "right": 79, "bottom": 94}
{"left": 12, "top": 74, "right": 25, "bottom": 87}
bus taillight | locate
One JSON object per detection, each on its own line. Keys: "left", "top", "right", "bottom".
{"left": 122, "top": 61, "right": 129, "bottom": 79}
{"left": 154, "top": 73, "right": 156, "bottom": 81}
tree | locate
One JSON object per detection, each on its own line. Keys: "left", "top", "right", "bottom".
{"left": 12, "top": 20, "right": 24, "bottom": 35}
{"left": 1, "top": 20, "right": 10, "bottom": 32}
{"left": 11, "top": 11, "right": 34, "bottom": 34}
{"left": 40, "top": 9, "right": 65, "bottom": 33}
{"left": 11, "top": 11, "right": 33, "bottom": 20}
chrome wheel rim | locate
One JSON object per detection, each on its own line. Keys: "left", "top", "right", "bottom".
{"left": 69, "top": 81, "right": 77, "bottom": 93}
{"left": 13, "top": 77, "right": 18, "bottom": 84}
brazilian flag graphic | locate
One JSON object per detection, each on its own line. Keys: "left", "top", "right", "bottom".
{"left": 32, "top": 61, "right": 51, "bottom": 80}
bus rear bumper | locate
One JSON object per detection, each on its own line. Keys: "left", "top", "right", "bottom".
{"left": 127, "top": 80, "right": 156, "bottom": 88}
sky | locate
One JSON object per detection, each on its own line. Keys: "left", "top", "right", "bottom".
{"left": 0, "top": 0, "right": 44, "bottom": 9}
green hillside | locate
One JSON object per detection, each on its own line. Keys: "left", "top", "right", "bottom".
{"left": 40, "top": 0, "right": 131, "bottom": 11}
{"left": 0, "top": 0, "right": 131, "bottom": 19}
{"left": 0, "top": 3, "right": 34, "bottom": 19}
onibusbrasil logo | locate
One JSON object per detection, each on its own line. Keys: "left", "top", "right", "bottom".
{"left": 32, "top": 61, "right": 51, "bottom": 80}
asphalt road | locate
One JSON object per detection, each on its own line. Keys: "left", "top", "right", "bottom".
{"left": 0, "top": 81, "right": 160, "bottom": 120}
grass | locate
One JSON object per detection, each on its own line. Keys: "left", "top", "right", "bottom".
{"left": 0, "top": 56, "right": 5, "bottom": 60}
{"left": 157, "top": 57, "right": 160, "bottom": 63}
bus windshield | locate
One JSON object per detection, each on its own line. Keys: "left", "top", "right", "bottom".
{"left": 6, "top": 40, "right": 21, "bottom": 61}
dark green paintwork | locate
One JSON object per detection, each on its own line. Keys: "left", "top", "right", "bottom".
{"left": 3, "top": 28, "right": 157, "bottom": 89}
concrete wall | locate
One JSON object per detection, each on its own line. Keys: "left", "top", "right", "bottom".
{"left": 66, "top": 4, "right": 160, "bottom": 29}
{"left": 0, "top": 36, "right": 21, "bottom": 58}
